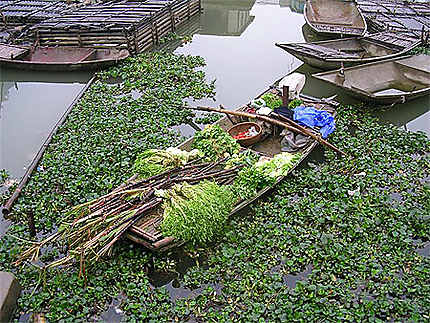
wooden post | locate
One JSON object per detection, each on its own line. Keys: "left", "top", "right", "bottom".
{"left": 282, "top": 86, "right": 289, "bottom": 106}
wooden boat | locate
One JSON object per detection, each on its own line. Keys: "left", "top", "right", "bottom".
{"left": 126, "top": 80, "right": 338, "bottom": 252}
{"left": 0, "top": 44, "right": 129, "bottom": 71}
{"left": 304, "top": 0, "right": 367, "bottom": 36}
{"left": 276, "top": 32, "right": 422, "bottom": 70}
{"left": 313, "top": 55, "right": 430, "bottom": 105}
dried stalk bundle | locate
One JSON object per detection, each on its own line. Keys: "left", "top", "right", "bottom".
{"left": 16, "top": 157, "right": 242, "bottom": 271}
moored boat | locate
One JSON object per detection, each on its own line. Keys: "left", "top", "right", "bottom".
{"left": 276, "top": 32, "right": 422, "bottom": 70}
{"left": 304, "top": 0, "right": 367, "bottom": 36}
{"left": 0, "top": 44, "right": 129, "bottom": 71}
{"left": 313, "top": 54, "right": 430, "bottom": 105}
{"left": 126, "top": 77, "right": 339, "bottom": 252}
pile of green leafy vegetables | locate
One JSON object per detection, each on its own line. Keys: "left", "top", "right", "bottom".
{"left": 191, "top": 124, "right": 240, "bottom": 160}
{"left": 133, "top": 148, "right": 200, "bottom": 179}
{"left": 160, "top": 181, "right": 236, "bottom": 245}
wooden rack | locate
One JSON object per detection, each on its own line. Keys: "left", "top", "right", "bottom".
{"left": 28, "top": 0, "right": 201, "bottom": 53}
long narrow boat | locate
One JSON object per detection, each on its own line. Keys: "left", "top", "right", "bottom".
{"left": 0, "top": 44, "right": 129, "bottom": 71}
{"left": 304, "top": 0, "right": 367, "bottom": 36}
{"left": 126, "top": 79, "right": 338, "bottom": 252}
{"left": 313, "top": 54, "right": 430, "bottom": 105}
{"left": 276, "top": 32, "right": 422, "bottom": 70}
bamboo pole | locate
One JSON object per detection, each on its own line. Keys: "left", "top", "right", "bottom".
{"left": 191, "top": 106, "right": 346, "bottom": 156}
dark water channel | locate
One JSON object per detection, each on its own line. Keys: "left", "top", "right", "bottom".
{"left": 1, "top": 0, "right": 429, "bottom": 309}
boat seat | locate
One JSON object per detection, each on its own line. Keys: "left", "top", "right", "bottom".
{"left": 78, "top": 49, "right": 97, "bottom": 62}
{"left": 299, "top": 44, "right": 360, "bottom": 58}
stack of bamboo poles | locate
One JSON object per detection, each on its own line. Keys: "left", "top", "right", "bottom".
{"left": 28, "top": 0, "right": 201, "bottom": 53}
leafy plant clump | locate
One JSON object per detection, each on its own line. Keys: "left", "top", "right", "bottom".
{"left": 133, "top": 148, "right": 200, "bottom": 179}
{"left": 224, "top": 149, "right": 259, "bottom": 169}
{"left": 232, "top": 152, "right": 301, "bottom": 199}
{"left": 261, "top": 93, "right": 282, "bottom": 110}
{"left": 160, "top": 181, "right": 236, "bottom": 244}
{"left": 288, "top": 98, "right": 303, "bottom": 109}
{"left": 409, "top": 46, "right": 430, "bottom": 56}
{"left": 192, "top": 125, "right": 240, "bottom": 160}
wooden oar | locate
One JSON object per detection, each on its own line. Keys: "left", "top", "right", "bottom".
{"left": 191, "top": 105, "right": 347, "bottom": 156}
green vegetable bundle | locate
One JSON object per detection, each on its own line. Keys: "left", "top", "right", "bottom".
{"left": 192, "top": 125, "right": 240, "bottom": 160}
{"left": 261, "top": 93, "right": 282, "bottom": 110}
{"left": 233, "top": 152, "right": 302, "bottom": 199}
{"left": 160, "top": 181, "right": 236, "bottom": 244}
{"left": 133, "top": 147, "right": 200, "bottom": 179}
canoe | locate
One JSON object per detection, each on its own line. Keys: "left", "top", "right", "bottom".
{"left": 126, "top": 79, "right": 339, "bottom": 252}
{"left": 0, "top": 44, "right": 129, "bottom": 71}
{"left": 276, "top": 32, "right": 422, "bottom": 70}
{"left": 313, "top": 54, "right": 430, "bottom": 105}
{"left": 304, "top": 0, "right": 367, "bottom": 36}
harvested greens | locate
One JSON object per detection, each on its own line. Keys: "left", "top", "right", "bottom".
{"left": 133, "top": 148, "right": 200, "bottom": 179}
{"left": 160, "top": 181, "right": 236, "bottom": 244}
{"left": 192, "top": 125, "right": 240, "bottom": 160}
{"left": 261, "top": 93, "right": 282, "bottom": 110}
{"left": 233, "top": 152, "right": 301, "bottom": 199}
{"left": 288, "top": 99, "right": 304, "bottom": 108}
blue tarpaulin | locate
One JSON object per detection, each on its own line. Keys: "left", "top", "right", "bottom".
{"left": 293, "top": 106, "right": 335, "bottom": 138}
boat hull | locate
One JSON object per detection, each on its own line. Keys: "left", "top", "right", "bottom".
{"left": 313, "top": 55, "right": 430, "bottom": 105}
{"left": 0, "top": 46, "right": 129, "bottom": 71}
{"left": 276, "top": 33, "right": 422, "bottom": 70}
{"left": 304, "top": 0, "right": 367, "bottom": 37}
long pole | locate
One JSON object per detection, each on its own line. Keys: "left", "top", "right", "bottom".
{"left": 192, "top": 105, "right": 346, "bottom": 156}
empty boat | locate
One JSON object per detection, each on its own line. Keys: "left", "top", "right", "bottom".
{"left": 0, "top": 44, "right": 129, "bottom": 71}
{"left": 313, "top": 55, "right": 430, "bottom": 105}
{"left": 276, "top": 32, "right": 422, "bottom": 70}
{"left": 304, "top": 0, "right": 367, "bottom": 36}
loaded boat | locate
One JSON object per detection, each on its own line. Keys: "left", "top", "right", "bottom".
{"left": 0, "top": 44, "right": 129, "bottom": 71}
{"left": 276, "top": 32, "right": 422, "bottom": 70}
{"left": 304, "top": 0, "right": 367, "bottom": 36}
{"left": 126, "top": 75, "right": 339, "bottom": 251}
{"left": 313, "top": 54, "right": 430, "bottom": 105}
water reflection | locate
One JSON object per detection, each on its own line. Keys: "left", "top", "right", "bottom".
{"left": 0, "top": 69, "right": 91, "bottom": 180}
{"left": 175, "top": 1, "right": 305, "bottom": 109}
{"left": 200, "top": 0, "right": 256, "bottom": 36}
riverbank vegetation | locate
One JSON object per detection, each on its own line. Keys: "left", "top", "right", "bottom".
{"left": 0, "top": 52, "right": 429, "bottom": 321}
